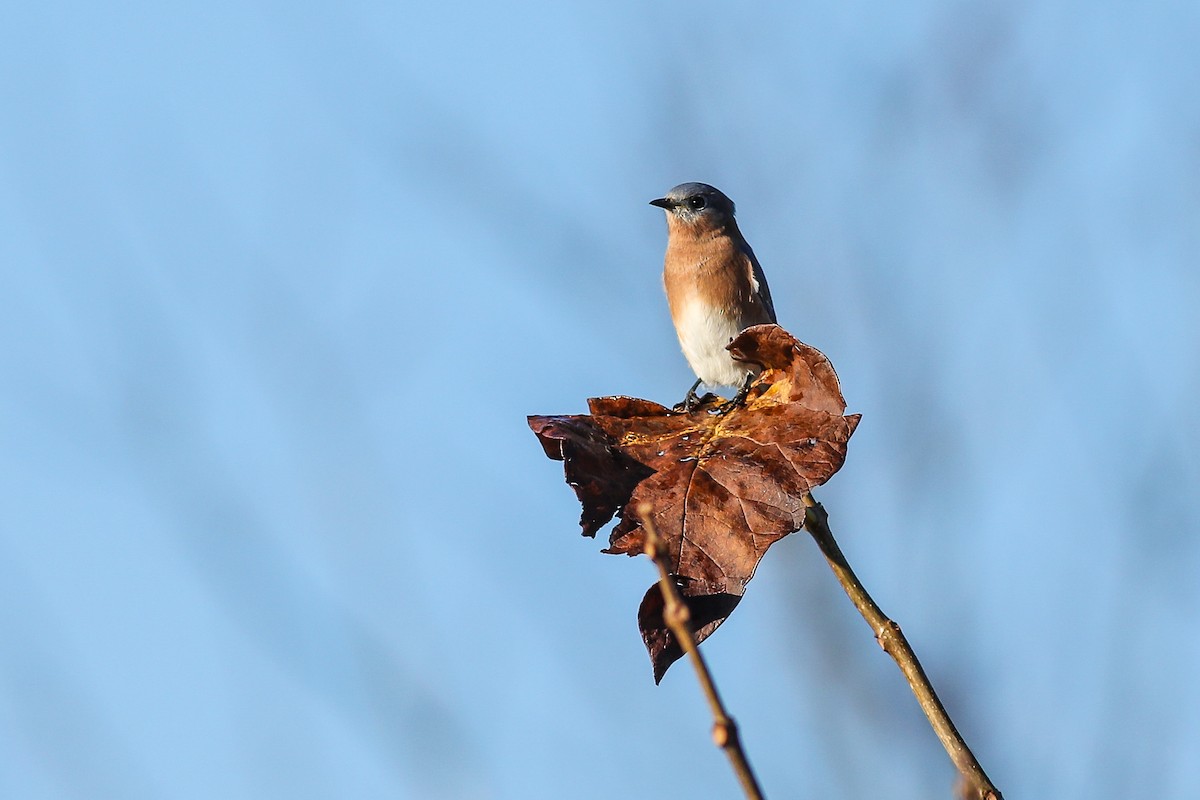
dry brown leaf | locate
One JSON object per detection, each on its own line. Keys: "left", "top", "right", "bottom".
{"left": 529, "top": 325, "right": 859, "bottom": 681}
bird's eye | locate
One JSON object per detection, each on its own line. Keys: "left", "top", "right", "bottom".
{"left": 687, "top": 195, "right": 707, "bottom": 210}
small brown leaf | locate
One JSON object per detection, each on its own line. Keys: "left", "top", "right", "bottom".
{"left": 529, "top": 325, "right": 859, "bottom": 681}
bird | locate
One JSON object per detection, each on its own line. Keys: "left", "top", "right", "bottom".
{"left": 650, "top": 182, "right": 777, "bottom": 413}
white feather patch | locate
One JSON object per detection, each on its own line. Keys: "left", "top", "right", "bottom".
{"left": 674, "top": 299, "right": 752, "bottom": 388}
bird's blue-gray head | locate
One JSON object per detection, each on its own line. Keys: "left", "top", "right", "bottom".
{"left": 649, "top": 182, "right": 736, "bottom": 225}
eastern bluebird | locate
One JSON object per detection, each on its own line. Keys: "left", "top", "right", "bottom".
{"left": 650, "top": 182, "right": 777, "bottom": 412}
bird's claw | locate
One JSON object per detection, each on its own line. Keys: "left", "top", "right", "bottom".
{"left": 709, "top": 373, "right": 755, "bottom": 416}
{"left": 678, "top": 378, "right": 703, "bottom": 413}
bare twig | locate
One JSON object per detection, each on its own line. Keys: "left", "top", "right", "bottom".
{"left": 801, "top": 493, "right": 1002, "bottom": 800}
{"left": 638, "top": 504, "right": 765, "bottom": 800}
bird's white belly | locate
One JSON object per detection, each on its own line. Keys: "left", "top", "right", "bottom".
{"left": 674, "top": 300, "right": 753, "bottom": 388}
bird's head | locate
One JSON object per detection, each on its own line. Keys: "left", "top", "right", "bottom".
{"left": 649, "top": 182, "right": 737, "bottom": 230}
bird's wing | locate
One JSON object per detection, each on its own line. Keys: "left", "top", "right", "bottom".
{"left": 743, "top": 247, "right": 777, "bottom": 324}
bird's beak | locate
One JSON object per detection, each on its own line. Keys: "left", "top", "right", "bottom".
{"left": 649, "top": 197, "right": 674, "bottom": 210}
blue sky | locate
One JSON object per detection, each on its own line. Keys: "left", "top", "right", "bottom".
{"left": 2, "top": 2, "right": 1198, "bottom": 798}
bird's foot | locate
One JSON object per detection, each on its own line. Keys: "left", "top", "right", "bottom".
{"left": 709, "top": 373, "right": 755, "bottom": 416}
{"left": 674, "top": 378, "right": 704, "bottom": 414}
